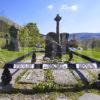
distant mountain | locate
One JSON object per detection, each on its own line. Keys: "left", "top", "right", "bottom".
{"left": 69, "top": 33, "right": 100, "bottom": 40}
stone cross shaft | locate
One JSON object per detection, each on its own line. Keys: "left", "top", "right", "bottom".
{"left": 55, "top": 14, "right": 61, "bottom": 44}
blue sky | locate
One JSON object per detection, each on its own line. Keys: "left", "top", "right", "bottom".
{"left": 0, "top": 0, "right": 100, "bottom": 34}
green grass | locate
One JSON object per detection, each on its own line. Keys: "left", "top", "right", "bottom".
{"left": 0, "top": 38, "right": 6, "bottom": 47}
{"left": 76, "top": 50, "right": 100, "bottom": 61}
{"left": 62, "top": 54, "right": 89, "bottom": 63}
{"left": 0, "top": 47, "right": 34, "bottom": 68}
{"left": 62, "top": 49, "right": 100, "bottom": 63}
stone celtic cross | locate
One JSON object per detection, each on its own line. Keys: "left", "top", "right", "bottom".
{"left": 54, "top": 14, "right": 61, "bottom": 44}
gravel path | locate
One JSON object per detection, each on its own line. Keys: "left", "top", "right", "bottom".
{"left": 0, "top": 93, "right": 100, "bottom": 100}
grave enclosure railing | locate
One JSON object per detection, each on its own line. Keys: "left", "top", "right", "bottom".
{"left": 1, "top": 50, "right": 100, "bottom": 85}
{"left": 3, "top": 50, "right": 100, "bottom": 69}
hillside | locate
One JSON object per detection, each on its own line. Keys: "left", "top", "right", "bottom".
{"left": 0, "top": 16, "right": 20, "bottom": 32}
{"left": 69, "top": 33, "right": 100, "bottom": 40}
{"left": 0, "top": 16, "right": 20, "bottom": 27}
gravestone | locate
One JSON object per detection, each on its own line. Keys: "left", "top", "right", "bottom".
{"left": 44, "top": 14, "right": 69, "bottom": 59}
{"left": 45, "top": 32, "right": 57, "bottom": 59}
{"left": 4, "top": 34, "right": 9, "bottom": 49}
{"left": 55, "top": 14, "right": 62, "bottom": 59}
{"left": 8, "top": 25, "right": 20, "bottom": 51}
{"left": 60, "top": 33, "right": 69, "bottom": 54}
{"left": 54, "top": 14, "right": 61, "bottom": 44}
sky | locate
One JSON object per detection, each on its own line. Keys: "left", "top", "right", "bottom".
{"left": 0, "top": 0, "right": 100, "bottom": 34}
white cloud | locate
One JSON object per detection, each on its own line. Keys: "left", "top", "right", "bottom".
{"left": 47, "top": 5, "right": 53, "bottom": 10}
{"left": 60, "top": 4, "right": 78, "bottom": 12}
{"left": 70, "top": 5, "right": 78, "bottom": 11}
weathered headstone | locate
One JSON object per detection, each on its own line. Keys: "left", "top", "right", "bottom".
{"left": 60, "top": 33, "right": 69, "bottom": 54}
{"left": 8, "top": 25, "right": 20, "bottom": 51}
{"left": 44, "top": 32, "right": 58, "bottom": 59}
{"left": 4, "top": 34, "right": 9, "bottom": 49}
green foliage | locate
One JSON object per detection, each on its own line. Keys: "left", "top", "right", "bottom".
{"left": 19, "top": 22, "right": 44, "bottom": 47}
{"left": 19, "top": 27, "right": 29, "bottom": 47}
{"left": 62, "top": 54, "right": 88, "bottom": 63}
{"left": 69, "top": 39, "right": 78, "bottom": 48}
{"left": 78, "top": 38, "right": 100, "bottom": 51}
{"left": 0, "top": 38, "right": 6, "bottom": 47}
{"left": 44, "top": 69, "right": 54, "bottom": 82}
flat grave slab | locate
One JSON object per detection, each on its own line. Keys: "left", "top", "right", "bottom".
{"left": 52, "top": 70, "right": 78, "bottom": 85}
{"left": 11, "top": 69, "right": 25, "bottom": 84}
{"left": 19, "top": 69, "right": 44, "bottom": 84}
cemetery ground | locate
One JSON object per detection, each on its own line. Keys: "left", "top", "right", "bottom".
{"left": 0, "top": 48, "right": 100, "bottom": 100}
{"left": 62, "top": 49, "right": 100, "bottom": 63}
{"left": 76, "top": 50, "right": 100, "bottom": 61}
{"left": 0, "top": 47, "right": 43, "bottom": 68}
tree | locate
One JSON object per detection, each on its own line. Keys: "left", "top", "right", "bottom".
{"left": 19, "top": 27, "right": 29, "bottom": 47}
{"left": 91, "top": 38, "right": 96, "bottom": 49}
{"left": 69, "top": 39, "right": 78, "bottom": 48}
{"left": 19, "top": 22, "right": 44, "bottom": 47}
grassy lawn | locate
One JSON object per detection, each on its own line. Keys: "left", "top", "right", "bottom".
{"left": 62, "top": 49, "right": 100, "bottom": 63}
{"left": 0, "top": 47, "right": 34, "bottom": 68}
{"left": 0, "top": 38, "right": 6, "bottom": 47}
{"left": 0, "top": 48, "right": 99, "bottom": 68}
{"left": 62, "top": 54, "right": 89, "bottom": 63}
{"left": 76, "top": 50, "right": 100, "bottom": 61}
{"left": 0, "top": 47, "right": 45, "bottom": 68}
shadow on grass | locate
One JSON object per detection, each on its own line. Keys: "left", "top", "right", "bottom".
{"left": 0, "top": 83, "right": 100, "bottom": 95}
